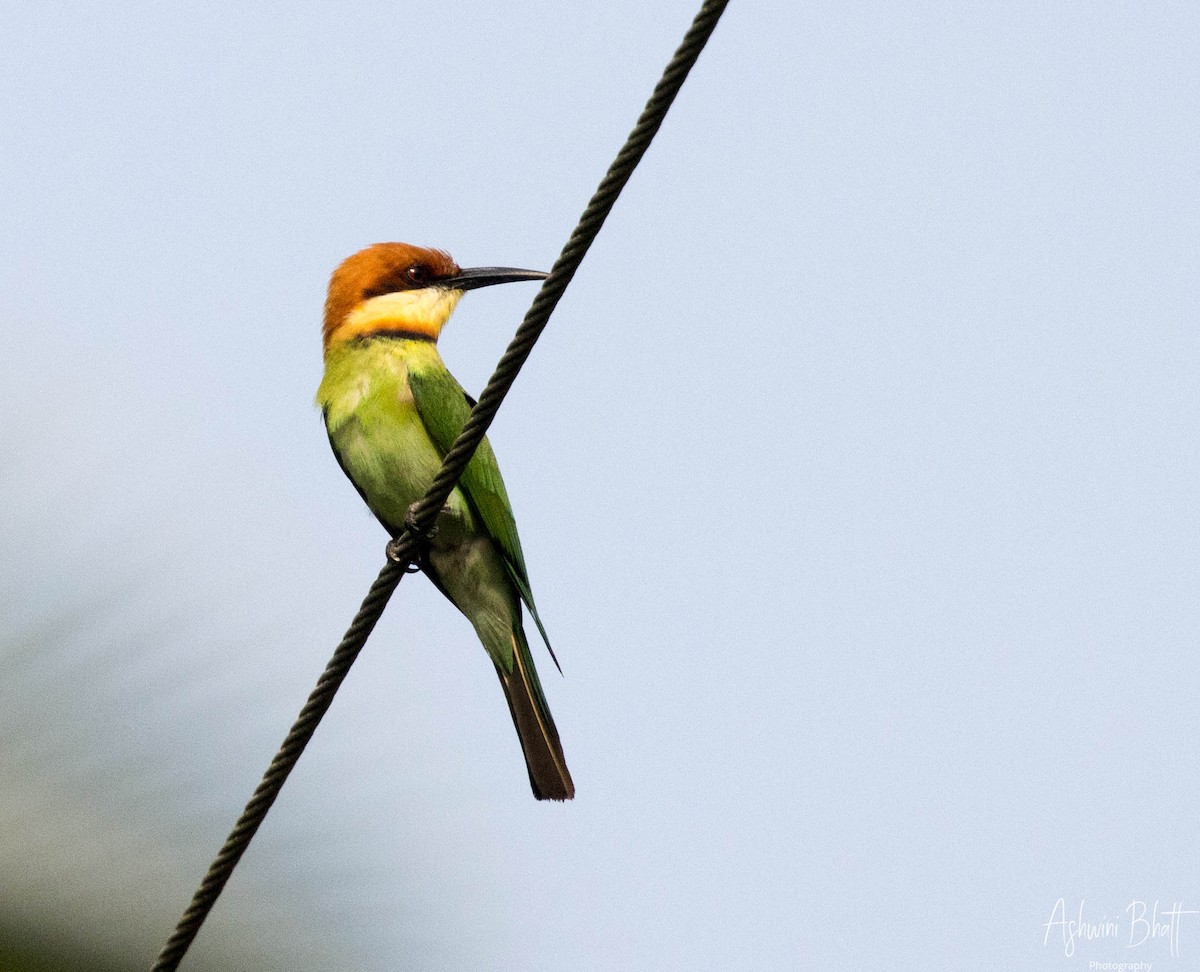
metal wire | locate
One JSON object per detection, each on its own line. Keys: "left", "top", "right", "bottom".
{"left": 151, "top": 1, "right": 729, "bottom": 968}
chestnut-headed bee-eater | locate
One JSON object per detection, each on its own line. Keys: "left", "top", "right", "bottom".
{"left": 316, "top": 242, "right": 574, "bottom": 801}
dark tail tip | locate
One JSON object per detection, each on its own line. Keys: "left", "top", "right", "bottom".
{"left": 531, "top": 768, "right": 575, "bottom": 802}
{"left": 498, "top": 649, "right": 574, "bottom": 801}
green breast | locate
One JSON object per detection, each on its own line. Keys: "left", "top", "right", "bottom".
{"left": 317, "top": 340, "right": 450, "bottom": 531}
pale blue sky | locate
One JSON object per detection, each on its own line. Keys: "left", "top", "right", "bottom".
{"left": 3, "top": 1, "right": 1200, "bottom": 969}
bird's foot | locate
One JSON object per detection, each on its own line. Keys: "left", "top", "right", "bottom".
{"left": 385, "top": 539, "right": 422, "bottom": 571}
{"left": 386, "top": 503, "right": 440, "bottom": 568}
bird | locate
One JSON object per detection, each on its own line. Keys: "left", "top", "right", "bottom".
{"left": 316, "top": 242, "right": 574, "bottom": 801}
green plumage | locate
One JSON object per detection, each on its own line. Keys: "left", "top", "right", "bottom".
{"left": 318, "top": 337, "right": 573, "bottom": 800}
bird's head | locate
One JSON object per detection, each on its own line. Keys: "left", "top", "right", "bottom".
{"left": 322, "top": 242, "right": 547, "bottom": 351}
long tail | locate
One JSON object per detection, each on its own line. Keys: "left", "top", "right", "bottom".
{"left": 497, "top": 626, "right": 574, "bottom": 801}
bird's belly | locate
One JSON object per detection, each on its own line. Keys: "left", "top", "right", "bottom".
{"left": 331, "top": 404, "right": 461, "bottom": 533}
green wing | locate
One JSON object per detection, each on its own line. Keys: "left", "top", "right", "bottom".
{"left": 408, "top": 365, "right": 554, "bottom": 654}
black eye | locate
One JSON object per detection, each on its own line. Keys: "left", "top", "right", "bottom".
{"left": 405, "top": 264, "right": 431, "bottom": 286}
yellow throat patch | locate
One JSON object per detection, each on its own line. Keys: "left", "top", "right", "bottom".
{"left": 329, "top": 287, "right": 463, "bottom": 347}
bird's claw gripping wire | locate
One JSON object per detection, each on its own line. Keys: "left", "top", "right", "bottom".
{"left": 387, "top": 547, "right": 422, "bottom": 572}
{"left": 387, "top": 504, "right": 439, "bottom": 568}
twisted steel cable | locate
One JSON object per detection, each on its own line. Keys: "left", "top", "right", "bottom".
{"left": 151, "top": 1, "right": 729, "bottom": 968}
